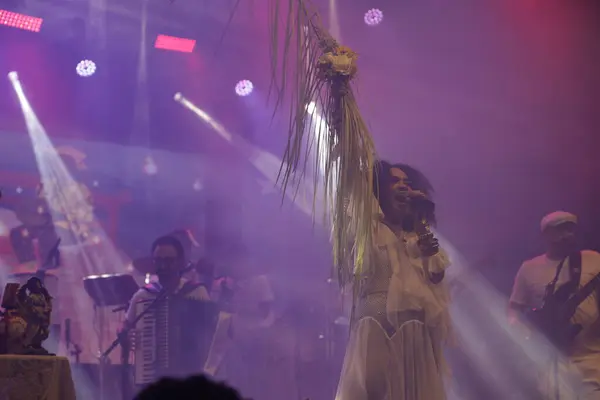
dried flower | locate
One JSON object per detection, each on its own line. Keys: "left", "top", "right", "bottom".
{"left": 317, "top": 46, "right": 358, "bottom": 79}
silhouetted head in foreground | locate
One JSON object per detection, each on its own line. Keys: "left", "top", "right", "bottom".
{"left": 134, "top": 375, "right": 243, "bottom": 400}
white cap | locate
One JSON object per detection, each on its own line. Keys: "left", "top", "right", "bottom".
{"left": 540, "top": 211, "right": 577, "bottom": 232}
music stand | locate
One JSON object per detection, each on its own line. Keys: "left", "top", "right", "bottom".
{"left": 83, "top": 274, "right": 139, "bottom": 308}
{"left": 83, "top": 274, "right": 139, "bottom": 400}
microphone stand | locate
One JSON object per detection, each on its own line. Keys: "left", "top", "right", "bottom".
{"left": 71, "top": 344, "right": 82, "bottom": 364}
{"left": 99, "top": 286, "right": 173, "bottom": 400}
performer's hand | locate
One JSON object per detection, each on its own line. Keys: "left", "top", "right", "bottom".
{"left": 418, "top": 233, "right": 439, "bottom": 257}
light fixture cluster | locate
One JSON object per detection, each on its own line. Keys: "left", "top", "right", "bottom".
{"left": 0, "top": 10, "right": 43, "bottom": 32}
{"left": 76, "top": 60, "right": 97, "bottom": 77}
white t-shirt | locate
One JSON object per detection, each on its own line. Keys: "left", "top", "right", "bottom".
{"left": 510, "top": 250, "right": 600, "bottom": 389}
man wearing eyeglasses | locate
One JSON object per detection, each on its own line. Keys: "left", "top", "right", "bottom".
{"left": 125, "top": 235, "right": 210, "bottom": 325}
{"left": 122, "top": 235, "right": 214, "bottom": 395}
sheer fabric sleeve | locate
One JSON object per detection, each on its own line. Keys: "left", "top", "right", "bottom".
{"left": 336, "top": 227, "right": 451, "bottom": 400}
{"left": 384, "top": 232, "right": 452, "bottom": 344}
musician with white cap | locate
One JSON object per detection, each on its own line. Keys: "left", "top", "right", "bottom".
{"left": 509, "top": 211, "right": 600, "bottom": 399}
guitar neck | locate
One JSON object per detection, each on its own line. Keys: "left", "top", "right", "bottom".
{"left": 567, "top": 272, "right": 600, "bottom": 312}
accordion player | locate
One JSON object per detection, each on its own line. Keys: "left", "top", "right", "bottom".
{"left": 125, "top": 279, "right": 218, "bottom": 386}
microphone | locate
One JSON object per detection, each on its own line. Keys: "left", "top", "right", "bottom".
{"left": 409, "top": 195, "right": 435, "bottom": 214}
{"left": 405, "top": 194, "right": 434, "bottom": 226}
{"left": 65, "top": 318, "right": 72, "bottom": 347}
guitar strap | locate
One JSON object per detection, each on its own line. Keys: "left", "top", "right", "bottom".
{"left": 546, "top": 257, "right": 568, "bottom": 300}
{"left": 546, "top": 252, "right": 582, "bottom": 300}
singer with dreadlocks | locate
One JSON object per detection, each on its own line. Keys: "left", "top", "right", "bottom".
{"left": 219, "top": 0, "right": 451, "bottom": 396}
{"left": 335, "top": 160, "right": 452, "bottom": 400}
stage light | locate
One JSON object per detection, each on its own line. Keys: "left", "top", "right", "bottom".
{"left": 0, "top": 10, "right": 43, "bottom": 32}
{"left": 364, "top": 9, "right": 383, "bottom": 26}
{"left": 76, "top": 60, "right": 96, "bottom": 77}
{"left": 155, "top": 34, "right": 196, "bottom": 53}
{"left": 306, "top": 101, "right": 317, "bottom": 115}
{"left": 235, "top": 80, "right": 253, "bottom": 97}
{"left": 143, "top": 156, "right": 158, "bottom": 176}
{"left": 193, "top": 179, "right": 203, "bottom": 191}
{"left": 174, "top": 92, "right": 182, "bottom": 102}
{"left": 7, "top": 71, "right": 18, "bottom": 81}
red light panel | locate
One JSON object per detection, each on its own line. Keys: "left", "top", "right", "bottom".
{"left": 154, "top": 34, "right": 196, "bottom": 53}
{"left": 0, "top": 10, "right": 43, "bottom": 33}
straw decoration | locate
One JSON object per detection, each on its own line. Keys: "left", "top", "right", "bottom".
{"left": 267, "top": 0, "right": 378, "bottom": 288}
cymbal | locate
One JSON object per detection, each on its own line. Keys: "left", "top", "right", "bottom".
{"left": 131, "top": 256, "right": 155, "bottom": 274}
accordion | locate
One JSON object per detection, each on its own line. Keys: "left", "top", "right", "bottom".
{"left": 133, "top": 294, "right": 218, "bottom": 385}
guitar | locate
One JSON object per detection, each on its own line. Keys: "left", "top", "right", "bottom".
{"left": 527, "top": 270, "right": 600, "bottom": 351}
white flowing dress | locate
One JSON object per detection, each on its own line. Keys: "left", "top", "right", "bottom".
{"left": 336, "top": 220, "right": 452, "bottom": 400}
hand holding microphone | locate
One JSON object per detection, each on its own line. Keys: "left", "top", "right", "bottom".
{"left": 404, "top": 190, "right": 439, "bottom": 257}
{"left": 418, "top": 231, "right": 439, "bottom": 257}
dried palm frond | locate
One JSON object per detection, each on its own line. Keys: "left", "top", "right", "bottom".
{"left": 268, "top": 0, "right": 378, "bottom": 288}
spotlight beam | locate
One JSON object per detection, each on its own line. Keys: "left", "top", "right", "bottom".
{"left": 8, "top": 75, "right": 131, "bottom": 365}
{"left": 174, "top": 93, "right": 321, "bottom": 219}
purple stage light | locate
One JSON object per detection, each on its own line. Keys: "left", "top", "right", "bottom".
{"left": 364, "top": 9, "right": 383, "bottom": 26}
{"left": 235, "top": 80, "right": 254, "bottom": 97}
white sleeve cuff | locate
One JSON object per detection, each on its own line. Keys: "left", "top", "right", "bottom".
{"left": 428, "top": 249, "right": 451, "bottom": 274}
